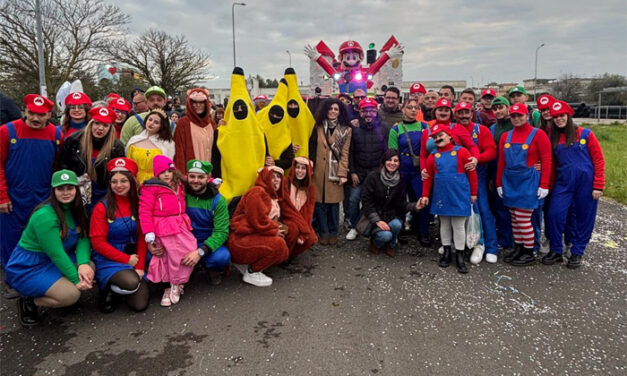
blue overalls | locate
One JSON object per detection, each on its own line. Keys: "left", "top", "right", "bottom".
{"left": 430, "top": 146, "right": 471, "bottom": 217}
{"left": 395, "top": 122, "right": 430, "bottom": 235}
{"left": 489, "top": 124, "right": 514, "bottom": 249}
{"left": 0, "top": 122, "right": 60, "bottom": 275}
{"left": 186, "top": 194, "right": 231, "bottom": 271}
{"left": 470, "top": 124, "right": 498, "bottom": 255}
{"left": 547, "top": 129, "right": 597, "bottom": 256}
{"left": 502, "top": 128, "right": 543, "bottom": 250}
{"left": 6, "top": 219, "right": 79, "bottom": 297}
{"left": 92, "top": 201, "right": 137, "bottom": 289}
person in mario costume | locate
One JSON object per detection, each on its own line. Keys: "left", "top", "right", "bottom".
{"left": 0, "top": 94, "right": 62, "bottom": 284}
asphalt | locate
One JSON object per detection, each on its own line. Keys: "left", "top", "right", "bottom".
{"left": 1, "top": 199, "right": 625, "bottom": 376}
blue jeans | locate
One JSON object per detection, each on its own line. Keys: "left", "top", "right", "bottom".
{"left": 372, "top": 218, "right": 403, "bottom": 249}
{"left": 347, "top": 184, "right": 363, "bottom": 228}
{"left": 315, "top": 203, "right": 340, "bottom": 237}
{"left": 201, "top": 245, "right": 231, "bottom": 271}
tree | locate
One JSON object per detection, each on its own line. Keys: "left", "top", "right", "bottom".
{"left": 586, "top": 73, "right": 627, "bottom": 105}
{"left": 0, "top": 0, "right": 129, "bottom": 102}
{"left": 551, "top": 73, "right": 583, "bottom": 102}
{"left": 105, "top": 29, "right": 211, "bottom": 95}
{"left": 256, "top": 75, "right": 279, "bottom": 88}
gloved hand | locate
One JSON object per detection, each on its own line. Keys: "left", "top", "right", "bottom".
{"left": 537, "top": 188, "right": 549, "bottom": 199}
{"left": 304, "top": 44, "right": 321, "bottom": 61}
{"left": 497, "top": 187, "right": 503, "bottom": 198}
{"left": 145, "top": 232, "right": 155, "bottom": 244}
{"left": 386, "top": 44, "right": 404, "bottom": 60}
{"left": 212, "top": 178, "right": 222, "bottom": 186}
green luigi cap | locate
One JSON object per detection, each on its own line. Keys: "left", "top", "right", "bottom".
{"left": 507, "top": 85, "right": 527, "bottom": 96}
{"left": 145, "top": 86, "right": 167, "bottom": 100}
{"left": 51, "top": 169, "right": 79, "bottom": 187}
{"left": 491, "top": 96, "right": 510, "bottom": 107}
{"left": 186, "top": 160, "right": 213, "bottom": 175}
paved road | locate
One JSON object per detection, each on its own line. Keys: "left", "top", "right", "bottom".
{"left": 1, "top": 199, "right": 625, "bottom": 376}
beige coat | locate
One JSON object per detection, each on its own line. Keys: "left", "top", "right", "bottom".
{"left": 312, "top": 125, "right": 352, "bottom": 203}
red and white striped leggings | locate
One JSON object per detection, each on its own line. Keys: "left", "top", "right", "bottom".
{"left": 509, "top": 208, "right": 534, "bottom": 248}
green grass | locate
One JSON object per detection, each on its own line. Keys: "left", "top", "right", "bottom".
{"left": 581, "top": 122, "right": 627, "bottom": 204}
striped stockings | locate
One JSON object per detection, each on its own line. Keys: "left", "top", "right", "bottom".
{"left": 509, "top": 208, "right": 534, "bottom": 248}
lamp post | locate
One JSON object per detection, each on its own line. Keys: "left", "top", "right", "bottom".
{"left": 231, "top": 2, "right": 246, "bottom": 67}
{"left": 35, "top": 0, "right": 46, "bottom": 96}
{"left": 534, "top": 43, "right": 545, "bottom": 100}
{"left": 286, "top": 50, "right": 291, "bottom": 67}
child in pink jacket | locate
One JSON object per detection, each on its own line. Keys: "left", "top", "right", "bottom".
{"left": 139, "top": 155, "right": 196, "bottom": 307}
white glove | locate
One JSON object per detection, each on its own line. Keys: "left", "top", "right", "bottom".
{"left": 212, "top": 178, "right": 222, "bottom": 186}
{"left": 304, "top": 44, "right": 321, "bottom": 61}
{"left": 386, "top": 44, "right": 404, "bottom": 60}
{"left": 497, "top": 187, "right": 503, "bottom": 198}
{"left": 145, "top": 232, "right": 155, "bottom": 244}
{"left": 537, "top": 188, "right": 549, "bottom": 199}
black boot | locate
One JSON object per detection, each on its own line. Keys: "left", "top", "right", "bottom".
{"left": 98, "top": 287, "right": 118, "bottom": 314}
{"left": 504, "top": 243, "right": 523, "bottom": 264}
{"left": 567, "top": 254, "right": 582, "bottom": 269}
{"left": 419, "top": 233, "right": 433, "bottom": 247}
{"left": 455, "top": 249, "right": 468, "bottom": 274}
{"left": 541, "top": 251, "right": 563, "bottom": 265}
{"left": 17, "top": 297, "right": 41, "bottom": 327}
{"left": 464, "top": 246, "right": 471, "bottom": 262}
{"left": 511, "top": 247, "right": 536, "bottom": 266}
{"left": 439, "top": 246, "right": 452, "bottom": 267}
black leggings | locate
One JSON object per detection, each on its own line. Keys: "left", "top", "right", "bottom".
{"left": 109, "top": 270, "right": 149, "bottom": 312}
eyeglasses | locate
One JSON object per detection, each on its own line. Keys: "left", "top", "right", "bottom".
{"left": 112, "top": 109, "right": 128, "bottom": 115}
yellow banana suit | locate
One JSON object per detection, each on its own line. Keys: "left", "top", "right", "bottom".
{"left": 217, "top": 67, "right": 266, "bottom": 203}
{"left": 257, "top": 78, "right": 292, "bottom": 161}
{"left": 284, "top": 68, "right": 315, "bottom": 158}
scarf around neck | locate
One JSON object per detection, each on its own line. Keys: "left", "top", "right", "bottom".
{"left": 380, "top": 167, "right": 400, "bottom": 188}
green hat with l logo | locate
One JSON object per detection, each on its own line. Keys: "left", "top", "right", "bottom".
{"left": 186, "top": 160, "right": 213, "bottom": 175}
{"left": 51, "top": 170, "right": 79, "bottom": 187}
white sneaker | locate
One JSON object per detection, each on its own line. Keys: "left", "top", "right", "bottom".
{"left": 232, "top": 263, "right": 248, "bottom": 275}
{"left": 242, "top": 270, "right": 273, "bottom": 287}
{"left": 169, "top": 284, "right": 182, "bottom": 304}
{"left": 160, "top": 288, "right": 172, "bottom": 307}
{"left": 346, "top": 228, "right": 359, "bottom": 241}
{"left": 485, "top": 253, "right": 498, "bottom": 264}
{"left": 470, "top": 245, "right": 485, "bottom": 265}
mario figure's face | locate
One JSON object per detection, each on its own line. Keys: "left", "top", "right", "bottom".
{"left": 341, "top": 50, "right": 362, "bottom": 70}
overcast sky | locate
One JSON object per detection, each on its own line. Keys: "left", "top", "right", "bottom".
{"left": 109, "top": 0, "right": 627, "bottom": 89}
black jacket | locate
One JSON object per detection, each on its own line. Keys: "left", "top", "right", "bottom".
{"left": 58, "top": 129, "right": 125, "bottom": 189}
{"left": 361, "top": 170, "right": 415, "bottom": 224}
{"left": 349, "top": 119, "right": 388, "bottom": 182}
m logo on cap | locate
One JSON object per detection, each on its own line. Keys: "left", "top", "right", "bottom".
{"left": 413, "top": 84, "right": 420, "bottom": 89}
{"left": 117, "top": 98, "right": 125, "bottom": 105}
{"left": 72, "top": 92, "right": 82, "bottom": 100}
{"left": 540, "top": 97, "right": 549, "bottom": 105}
{"left": 348, "top": 41, "right": 354, "bottom": 47}
{"left": 61, "top": 173, "right": 70, "bottom": 181}
{"left": 513, "top": 105, "right": 520, "bottom": 111}
{"left": 115, "top": 159, "right": 125, "bottom": 167}
{"left": 99, "top": 108, "right": 109, "bottom": 117}
{"left": 461, "top": 102, "right": 467, "bottom": 108}
{"left": 553, "top": 102, "right": 562, "bottom": 111}
{"left": 33, "top": 97, "right": 44, "bottom": 106}
{"left": 193, "top": 161, "right": 202, "bottom": 169}
{"left": 442, "top": 100, "right": 448, "bottom": 105}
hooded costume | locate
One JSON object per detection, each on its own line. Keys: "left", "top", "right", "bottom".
{"left": 257, "top": 79, "right": 294, "bottom": 170}
{"left": 215, "top": 67, "right": 266, "bottom": 203}
{"left": 284, "top": 68, "right": 315, "bottom": 159}
{"left": 227, "top": 167, "right": 289, "bottom": 272}
{"left": 173, "top": 88, "right": 216, "bottom": 174}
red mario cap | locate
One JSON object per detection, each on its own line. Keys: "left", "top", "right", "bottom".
{"left": 430, "top": 123, "right": 452, "bottom": 138}
{"left": 410, "top": 82, "right": 426, "bottom": 95}
{"left": 253, "top": 95, "right": 269, "bottom": 101}
{"left": 359, "top": 98, "right": 378, "bottom": 109}
{"left": 106, "top": 157, "right": 138, "bottom": 176}
{"left": 108, "top": 97, "right": 132, "bottom": 113}
{"left": 481, "top": 89, "right": 496, "bottom": 98}
{"left": 434, "top": 98, "right": 452, "bottom": 109}
{"left": 454, "top": 101, "right": 473, "bottom": 112}
{"left": 88, "top": 106, "right": 117, "bottom": 124}
{"left": 509, "top": 103, "right": 528, "bottom": 116}
{"left": 24, "top": 94, "right": 54, "bottom": 114}
{"left": 64, "top": 92, "right": 92, "bottom": 107}
{"left": 536, "top": 94, "right": 556, "bottom": 111}
{"left": 339, "top": 40, "right": 364, "bottom": 56}
{"left": 549, "top": 100, "right": 574, "bottom": 117}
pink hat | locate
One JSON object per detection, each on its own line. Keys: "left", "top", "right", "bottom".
{"left": 153, "top": 155, "right": 175, "bottom": 177}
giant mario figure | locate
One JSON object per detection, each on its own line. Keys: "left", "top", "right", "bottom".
{"left": 304, "top": 39, "right": 403, "bottom": 94}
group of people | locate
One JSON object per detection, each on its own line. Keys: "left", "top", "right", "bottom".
{"left": 0, "top": 68, "right": 605, "bottom": 327}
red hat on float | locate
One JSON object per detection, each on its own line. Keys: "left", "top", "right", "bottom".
{"left": 536, "top": 94, "right": 556, "bottom": 111}
{"left": 106, "top": 93, "right": 121, "bottom": 100}
{"left": 430, "top": 123, "right": 452, "bottom": 138}
{"left": 434, "top": 98, "right": 452, "bottom": 109}
{"left": 88, "top": 106, "right": 117, "bottom": 124}
{"left": 509, "top": 103, "right": 528, "bottom": 116}
{"left": 454, "top": 101, "right": 472, "bottom": 112}
{"left": 109, "top": 97, "right": 132, "bottom": 113}
{"left": 253, "top": 95, "right": 269, "bottom": 101}
{"left": 410, "top": 82, "right": 426, "bottom": 95}
{"left": 24, "top": 94, "right": 54, "bottom": 114}
{"left": 481, "top": 89, "right": 496, "bottom": 98}
{"left": 358, "top": 98, "right": 378, "bottom": 109}
{"left": 339, "top": 40, "right": 364, "bottom": 56}
{"left": 64, "top": 91, "right": 92, "bottom": 107}
{"left": 549, "top": 100, "right": 574, "bottom": 117}
{"left": 106, "top": 157, "right": 138, "bottom": 176}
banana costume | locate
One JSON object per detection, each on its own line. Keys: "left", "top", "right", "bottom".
{"left": 257, "top": 78, "right": 292, "bottom": 161}
{"left": 284, "top": 68, "right": 315, "bottom": 158}
{"left": 217, "top": 67, "right": 266, "bottom": 203}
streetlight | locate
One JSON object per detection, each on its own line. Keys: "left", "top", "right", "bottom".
{"left": 35, "top": 0, "right": 46, "bottom": 96}
{"left": 534, "top": 43, "right": 545, "bottom": 100}
{"left": 232, "top": 2, "right": 246, "bottom": 67}
{"left": 286, "top": 50, "right": 291, "bottom": 67}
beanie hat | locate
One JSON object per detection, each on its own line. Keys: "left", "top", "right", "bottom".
{"left": 153, "top": 155, "right": 175, "bottom": 177}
